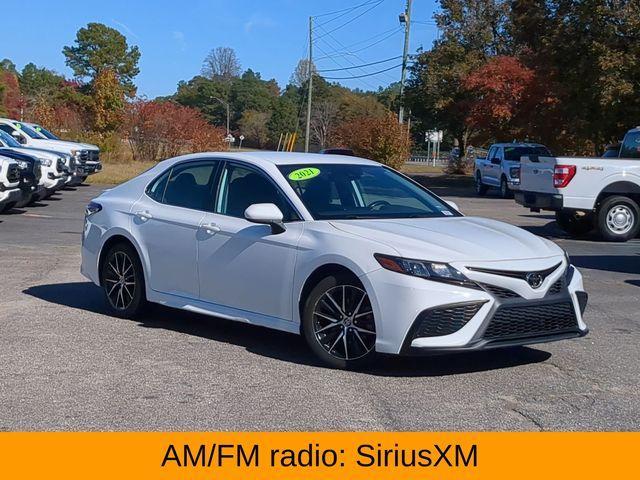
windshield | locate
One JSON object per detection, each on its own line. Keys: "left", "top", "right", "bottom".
{"left": 31, "top": 124, "right": 59, "bottom": 140}
{"left": 0, "top": 129, "right": 23, "bottom": 148}
{"left": 620, "top": 132, "right": 640, "bottom": 159}
{"left": 12, "top": 122, "right": 44, "bottom": 139}
{"left": 278, "top": 163, "right": 459, "bottom": 220}
{"left": 503, "top": 146, "right": 551, "bottom": 161}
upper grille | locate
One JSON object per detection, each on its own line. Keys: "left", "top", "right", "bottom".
{"left": 483, "top": 302, "right": 577, "bottom": 341}
{"left": 467, "top": 262, "right": 561, "bottom": 281}
{"left": 6, "top": 163, "right": 20, "bottom": 182}
{"left": 479, "top": 283, "right": 520, "bottom": 299}
{"left": 412, "top": 301, "right": 486, "bottom": 338}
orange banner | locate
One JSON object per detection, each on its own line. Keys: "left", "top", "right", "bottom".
{"left": 0, "top": 432, "right": 637, "bottom": 479}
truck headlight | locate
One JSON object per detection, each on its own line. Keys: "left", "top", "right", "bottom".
{"left": 374, "top": 254, "right": 480, "bottom": 289}
{"left": 510, "top": 166, "right": 521, "bottom": 180}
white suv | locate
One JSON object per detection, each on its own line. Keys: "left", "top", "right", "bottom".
{"left": 0, "top": 155, "right": 22, "bottom": 213}
{"left": 0, "top": 118, "right": 100, "bottom": 184}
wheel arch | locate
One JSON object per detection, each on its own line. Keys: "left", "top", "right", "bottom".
{"left": 97, "top": 232, "right": 145, "bottom": 287}
{"left": 297, "top": 263, "right": 363, "bottom": 333}
{"left": 595, "top": 181, "right": 640, "bottom": 207}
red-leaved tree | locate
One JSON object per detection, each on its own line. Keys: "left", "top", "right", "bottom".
{"left": 463, "top": 56, "right": 542, "bottom": 142}
{"left": 124, "top": 99, "right": 226, "bottom": 162}
{"left": 0, "top": 71, "right": 25, "bottom": 118}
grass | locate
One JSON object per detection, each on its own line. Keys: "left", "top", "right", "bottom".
{"left": 401, "top": 163, "right": 445, "bottom": 175}
{"left": 90, "top": 160, "right": 158, "bottom": 185}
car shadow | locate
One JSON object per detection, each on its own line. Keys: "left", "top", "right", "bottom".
{"left": 24, "top": 281, "right": 554, "bottom": 377}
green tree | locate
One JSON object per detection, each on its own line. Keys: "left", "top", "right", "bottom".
{"left": 19, "top": 63, "right": 65, "bottom": 98}
{"left": 63, "top": 23, "right": 140, "bottom": 95}
{"left": 91, "top": 69, "right": 126, "bottom": 132}
{"left": 173, "top": 75, "right": 231, "bottom": 127}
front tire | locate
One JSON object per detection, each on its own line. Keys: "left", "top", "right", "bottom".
{"left": 596, "top": 196, "right": 640, "bottom": 242}
{"left": 302, "top": 273, "right": 376, "bottom": 369}
{"left": 499, "top": 176, "right": 513, "bottom": 199}
{"left": 555, "top": 210, "right": 594, "bottom": 236}
{"left": 100, "top": 242, "right": 148, "bottom": 318}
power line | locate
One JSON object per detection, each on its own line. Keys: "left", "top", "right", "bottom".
{"left": 314, "top": 27, "right": 403, "bottom": 60}
{"left": 315, "top": 24, "right": 398, "bottom": 83}
{"left": 314, "top": 43, "right": 379, "bottom": 90}
{"left": 314, "top": 0, "right": 385, "bottom": 40}
{"left": 317, "top": 56, "right": 401, "bottom": 72}
{"left": 313, "top": 0, "right": 381, "bottom": 19}
{"left": 323, "top": 64, "right": 402, "bottom": 80}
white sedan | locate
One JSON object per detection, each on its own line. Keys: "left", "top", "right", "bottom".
{"left": 81, "top": 152, "right": 589, "bottom": 369}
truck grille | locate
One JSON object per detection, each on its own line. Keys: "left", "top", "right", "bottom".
{"left": 483, "top": 302, "right": 577, "bottom": 341}
{"left": 7, "top": 163, "right": 20, "bottom": 183}
{"left": 412, "top": 301, "right": 486, "bottom": 338}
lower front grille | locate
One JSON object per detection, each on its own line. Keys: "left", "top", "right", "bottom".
{"left": 483, "top": 302, "right": 577, "bottom": 341}
{"left": 412, "top": 301, "right": 486, "bottom": 338}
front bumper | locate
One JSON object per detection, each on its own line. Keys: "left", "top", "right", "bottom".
{"left": 362, "top": 260, "right": 588, "bottom": 355}
{"left": 0, "top": 187, "right": 22, "bottom": 204}
{"left": 515, "top": 190, "right": 563, "bottom": 211}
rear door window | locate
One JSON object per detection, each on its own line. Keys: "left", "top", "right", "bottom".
{"left": 620, "top": 132, "right": 640, "bottom": 159}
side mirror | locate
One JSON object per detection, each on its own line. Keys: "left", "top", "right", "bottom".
{"left": 244, "top": 203, "right": 286, "bottom": 234}
{"left": 490, "top": 157, "right": 501, "bottom": 165}
{"left": 446, "top": 200, "right": 460, "bottom": 212}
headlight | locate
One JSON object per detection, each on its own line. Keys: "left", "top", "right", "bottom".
{"left": 510, "top": 166, "right": 521, "bottom": 179}
{"left": 40, "top": 158, "right": 53, "bottom": 167}
{"left": 374, "top": 253, "right": 480, "bottom": 288}
{"left": 85, "top": 201, "right": 102, "bottom": 217}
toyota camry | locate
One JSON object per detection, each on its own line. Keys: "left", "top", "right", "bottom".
{"left": 81, "top": 152, "right": 588, "bottom": 369}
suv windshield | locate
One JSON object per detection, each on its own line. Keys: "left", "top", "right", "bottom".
{"left": 0, "top": 129, "right": 23, "bottom": 148}
{"left": 503, "top": 146, "right": 551, "bottom": 161}
{"left": 278, "top": 163, "right": 458, "bottom": 220}
{"left": 12, "top": 122, "right": 43, "bottom": 139}
{"left": 32, "top": 124, "right": 59, "bottom": 140}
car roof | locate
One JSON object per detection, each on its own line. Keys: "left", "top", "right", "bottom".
{"left": 491, "top": 142, "right": 547, "bottom": 148}
{"left": 628, "top": 127, "right": 640, "bottom": 133}
{"left": 166, "top": 151, "right": 380, "bottom": 167}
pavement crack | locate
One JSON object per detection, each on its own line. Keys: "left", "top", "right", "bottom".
{"left": 511, "top": 407, "right": 544, "bottom": 431}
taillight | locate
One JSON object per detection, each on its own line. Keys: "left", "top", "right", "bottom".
{"left": 553, "top": 164, "right": 576, "bottom": 188}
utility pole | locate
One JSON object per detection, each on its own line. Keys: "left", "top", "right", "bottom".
{"left": 398, "top": 0, "right": 412, "bottom": 124}
{"left": 211, "top": 96, "right": 230, "bottom": 135}
{"left": 304, "top": 16, "right": 313, "bottom": 153}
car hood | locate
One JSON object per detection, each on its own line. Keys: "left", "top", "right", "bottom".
{"left": 28, "top": 138, "right": 86, "bottom": 153}
{"left": 6, "top": 146, "right": 68, "bottom": 160}
{"left": 330, "top": 216, "right": 562, "bottom": 262}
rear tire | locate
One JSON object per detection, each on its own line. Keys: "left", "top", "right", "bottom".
{"left": 596, "top": 196, "right": 640, "bottom": 242}
{"left": 555, "top": 210, "right": 594, "bottom": 236}
{"left": 302, "top": 273, "right": 376, "bottom": 370}
{"left": 475, "top": 172, "right": 488, "bottom": 196}
{"left": 100, "top": 242, "right": 148, "bottom": 318}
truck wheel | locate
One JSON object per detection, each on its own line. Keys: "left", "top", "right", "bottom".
{"left": 499, "top": 176, "right": 513, "bottom": 199}
{"left": 597, "top": 196, "right": 640, "bottom": 242}
{"left": 475, "top": 172, "right": 488, "bottom": 196}
{"left": 555, "top": 210, "right": 594, "bottom": 236}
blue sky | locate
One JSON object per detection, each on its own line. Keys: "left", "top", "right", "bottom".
{"left": 5, "top": 0, "right": 439, "bottom": 97}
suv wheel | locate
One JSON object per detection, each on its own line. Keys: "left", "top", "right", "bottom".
{"left": 100, "top": 242, "right": 148, "bottom": 317}
{"left": 597, "top": 196, "right": 640, "bottom": 242}
{"left": 475, "top": 172, "right": 488, "bottom": 196}
{"left": 555, "top": 210, "right": 594, "bottom": 236}
{"left": 302, "top": 273, "right": 376, "bottom": 369}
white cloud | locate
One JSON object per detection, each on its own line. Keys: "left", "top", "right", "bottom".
{"left": 244, "top": 13, "right": 276, "bottom": 33}
{"left": 172, "top": 31, "right": 187, "bottom": 51}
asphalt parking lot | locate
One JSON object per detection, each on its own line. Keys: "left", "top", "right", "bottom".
{"left": 1, "top": 182, "right": 638, "bottom": 431}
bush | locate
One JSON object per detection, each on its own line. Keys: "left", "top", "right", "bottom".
{"left": 332, "top": 112, "right": 411, "bottom": 169}
{"left": 123, "top": 99, "right": 226, "bottom": 162}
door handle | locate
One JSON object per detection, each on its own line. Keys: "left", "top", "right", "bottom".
{"left": 201, "top": 222, "right": 220, "bottom": 234}
{"left": 135, "top": 210, "right": 153, "bottom": 221}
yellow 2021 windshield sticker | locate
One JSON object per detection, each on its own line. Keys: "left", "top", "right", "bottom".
{"left": 288, "top": 167, "right": 320, "bottom": 181}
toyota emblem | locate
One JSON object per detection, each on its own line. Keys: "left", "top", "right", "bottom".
{"left": 526, "top": 272, "right": 544, "bottom": 289}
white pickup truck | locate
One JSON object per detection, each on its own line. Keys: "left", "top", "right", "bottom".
{"left": 474, "top": 143, "right": 552, "bottom": 198}
{"left": 516, "top": 127, "right": 640, "bottom": 242}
